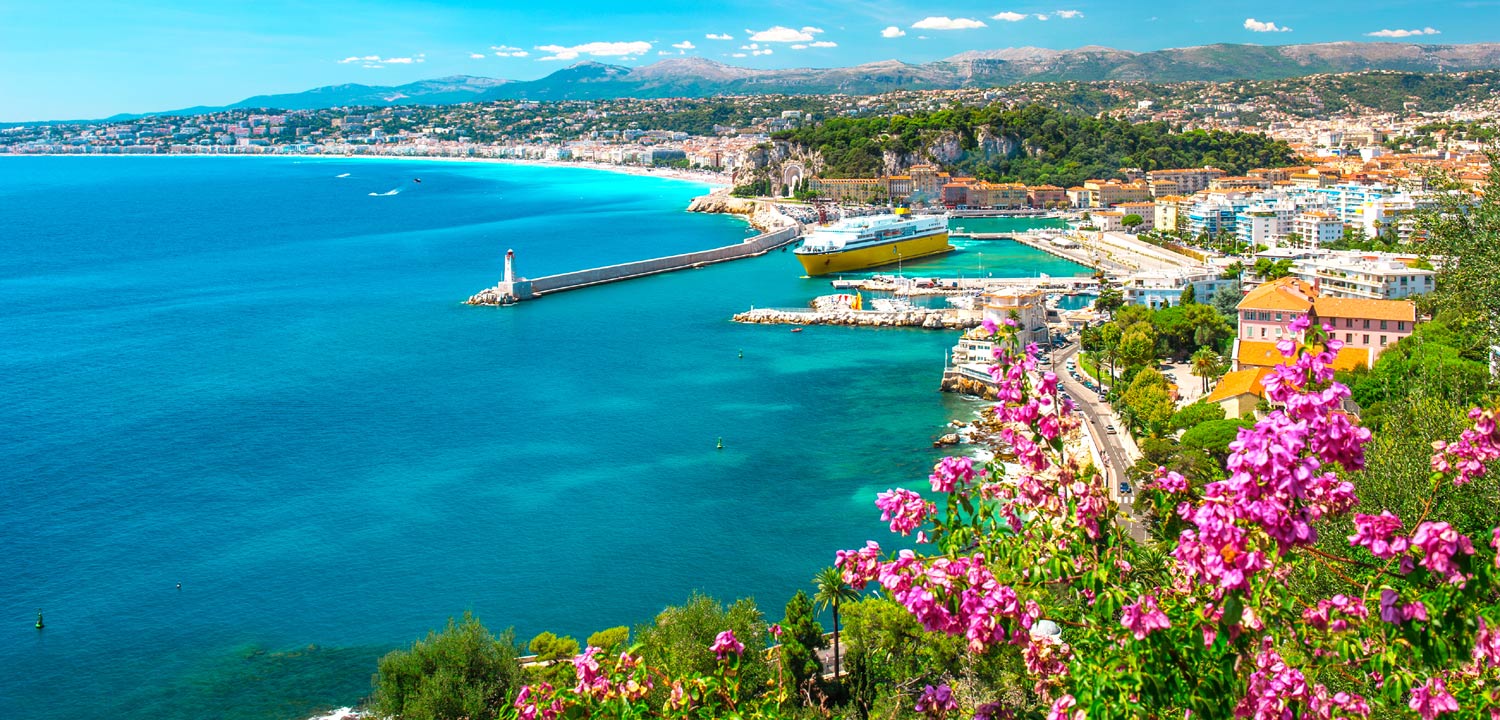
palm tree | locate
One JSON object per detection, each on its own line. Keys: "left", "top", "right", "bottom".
{"left": 1190, "top": 348, "right": 1222, "bottom": 394}
{"left": 813, "top": 567, "right": 860, "bottom": 679}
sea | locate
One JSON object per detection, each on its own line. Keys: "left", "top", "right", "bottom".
{"left": 0, "top": 156, "right": 1085, "bottom": 720}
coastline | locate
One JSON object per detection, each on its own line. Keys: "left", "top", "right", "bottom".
{"left": 2, "top": 151, "right": 732, "bottom": 188}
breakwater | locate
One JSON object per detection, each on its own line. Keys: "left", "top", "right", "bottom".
{"left": 733, "top": 306, "right": 977, "bottom": 329}
{"left": 466, "top": 227, "right": 800, "bottom": 305}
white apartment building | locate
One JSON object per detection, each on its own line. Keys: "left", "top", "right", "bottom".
{"left": 1291, "top": 255, "right": 1436, "bottom": 301}
{"left": 1292, "top": 211, "right": 1343, "bottom": 248}
{"left": 981, "top": 288, "right": 1049, "bottom": 346}
{"left": 1120, "top": 267, "right": 1238, "bottom": 309}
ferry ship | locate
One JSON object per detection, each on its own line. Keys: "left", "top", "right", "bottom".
{"left": 793, "top": 212, "right": 952, "bottom": 276}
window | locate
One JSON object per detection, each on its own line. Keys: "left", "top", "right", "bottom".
{"left": 1398, "top": 321, "right": 1406, "bottom": 331}
{"left": 1363, "top": 320, "right": 1370, "bottom": 329}
{"left": 1276, "top": 312, "right": 1283, "bottom": 322}
{"left": 1363, "top": 334, "right": 1370, "bottom": 345}
{"left": 1345, "top": 333, "right": 1352, "bottom": 343}
{"left": 1261, "top": 328, "right": 1267, "bottom": 338}
{"left": 1380, "top": 335, "right": 1388, "bottom": 346}
{"left": 1345, "top": 318, "right": 1353, "bottom": 328}
{"left": 1380, "top": 320, "right": 1388, "bottom": 330}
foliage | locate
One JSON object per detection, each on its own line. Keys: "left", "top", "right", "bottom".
{"left": 1120, "top": 367, "right": 1176, "bottom": 436}
{"left": 1252, "top": 257, "right": 1293, "bottom": 280}
{"left": 1178, "top": 283, "right": 1196, "bottom": 306}
{"left": 1189, "top": 347, "right": 1226, "bottom": 394}
{"left": 586, "top": 626, "right": 630, "bottom": 655}
{"left": 525, "top": 632, "right": 581, "bottom": 686}
{"left": 1210, "top": 283, "right": 1242, "bottom": 322}
{"left": 1343, "top": 311, "right": 1496, "bottom": 431}
{"left": 730, "top": 178, "right": 771, "bottom": 198}
{"left": 1419, "top": 150, "right": 1500, "bottom": 347}
{"left": 1169, "top": 400, "right": 1226, "bottom": 433}
{"left": 775, "top": 104, "right": 1296, "bottom": 187}
{"left": 1122, "top": 213, "right": 1145, "bottom": 229}
{"left": 777, "top": 591, "right": 825, "bottom": 697}
{"left": 369, "top": 612, "right": 522, "bottom": 720}
{"left": 1093, "top": 285, "right": 1124, "bottom": 317}
{"left": 633, "top": 592, "right": 771, "bottom": 699}
{"left": 1179, "top": 417, "right": 1257, "bottom": 464}
{"left": 812, "top": 565, "right": 860, "bottom": 680}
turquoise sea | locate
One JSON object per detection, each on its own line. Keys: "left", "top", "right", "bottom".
{"left": 0, "top": 156, "right": 1085, "bottom": 720}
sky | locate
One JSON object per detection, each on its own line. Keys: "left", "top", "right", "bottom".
{"left": 2, "top": 0, "right": 1498, "bottom": 121}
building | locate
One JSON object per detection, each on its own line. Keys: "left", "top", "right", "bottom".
{"left": 1233, "top": 339, "right": 1372, "bottom": 373}
{"left": 1115, "top": 201, "right": 1157, "bottom": 231}
{"left": 1121, "top": 268, "right": 1238, "bottom": 309}
{"left": 1147, "top": 167, "right": 1226, "bottom": 196}
{"left": 1292, "top": 255, "right": 1435, "bottom": 300}
{"left": 1313, "top": 296, "right": 1417, "bottom": 354}
{"left": 808, "top": 177, "right": 886, "bottom": 203}
{"left": 1029, "top": 184, "right": 1066, "bottom": 208}
{"left": 1236, "top": 277, "right": 1317, "bottom": 342}
{"left": 1291, "top": 211, "right": 1343, "bottom": 248}
{"left": 1084, "top": 179, "right": 1151, "bottom": 207}
{"left": 981, "top": 287, "right": 1048, "bottom": 346}
{"left": 1202, "top": 367, "right": 1271, "bottom": 419}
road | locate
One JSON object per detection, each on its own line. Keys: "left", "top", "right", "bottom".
{"left": 1050, "top": 342, "right": 1147, "bottom": 540}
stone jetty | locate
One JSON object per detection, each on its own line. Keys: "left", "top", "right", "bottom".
{"left": 733, "top": 307, "right": 976, "bottom": 329}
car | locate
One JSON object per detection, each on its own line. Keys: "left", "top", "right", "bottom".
{"left": 1106, "top": 425, "right": 1117, "bottom": 434}
{"left": 1118, "top": 481, "right": 1132, "bottom": 495}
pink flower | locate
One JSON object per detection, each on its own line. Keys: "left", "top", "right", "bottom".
{"left": 514, "top": 683, "right": 562, "bottom": 720}
{"left": 572, "top": 646, "right": 608, "bottom": 696}
{"left": 769, "top": 623, "right": 783, "bottom": 638}
{"left": 981, "top": 318, "right": 999, "bottom": 335}
{"left": 1120, "top": 593, "right": 1171, "bottom": 640}
{"left": 710, "top": 629, "right": 744, "bottom": 660}
{"left": 835, "top": 541, "right": 882, "bottom": 589}
{"left": 876, "top": 488, "right": 932, "bottom": 536}
{"left": 1408, "top": 677, "right": 1459, "bottom": 720}
{"left": 915, "top": 684, "right": 959, "bottom": 719}
{"left": 1475, "top": 617, "right": 1500, "bottom": 668}
{"left": 1047, "top": 694, "right": 1081, "bottom": 720}
{"left": 930, "top": 456, "right": 976, "bottom": 493}
{"left": 1410, "top": 521, "right": 1475, "bottom": 584}
{"left": 1379, "top": 589, "right": 1428, "bottom": 624}
{"left": 1431, "top": 407, "right": 1500, "bottom": 485}
{"left": 1151, "top": 467, "right": 1188, "bottom": 493}
{"left": 1349, "top": 511, "right": 1408, "bottom": 559}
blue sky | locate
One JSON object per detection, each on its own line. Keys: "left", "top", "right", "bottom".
{"left": 2, "top": 0, "right": 1497, "bottom": 121}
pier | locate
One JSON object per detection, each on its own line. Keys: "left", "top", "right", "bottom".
{"left": 466, "top": 227, "right": 800, "bottom": 305}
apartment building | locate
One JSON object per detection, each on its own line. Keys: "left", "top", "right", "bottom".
{"left": 1146, "top": 167, "right": 1226, "bottom": 196}
{"left": 1293, "top": 256, "right": 1436, "bottom": 300}
{"left": 981, "top": 287, "right": 1049, "bottom": 346}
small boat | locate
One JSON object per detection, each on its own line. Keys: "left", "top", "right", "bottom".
{"left": 791, "top": 327, "right": 803, "bottom": 333}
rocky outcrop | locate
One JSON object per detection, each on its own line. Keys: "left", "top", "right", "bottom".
{"left": 464, "top": 287, "right": 515, "bottom": 306}
{"left": 940, "top": 374, "right": 999, "bottom": 399}
{"left": 687, "top": 190, "right": 797, "bottom": 232}
{"left": 733, "top": 307, "right": 976, "bottom": 329}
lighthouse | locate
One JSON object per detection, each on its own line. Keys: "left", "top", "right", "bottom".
{"left": 503, "top": 248, "right": 516, "bottom": 286}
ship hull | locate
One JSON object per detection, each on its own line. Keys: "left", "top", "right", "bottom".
{"left": 795, "top": 231, "right": 953, "bottom": 276}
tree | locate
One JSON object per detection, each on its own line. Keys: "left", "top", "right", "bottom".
{"left": 1094, "top": 285, "right": 1125, "bottom": 317}
{"left": 1122, "top": 213, "right": 1144, "bottom": 231}
{"left": 524, "top": 631, "right": 581, "bottom": 686}
{"left": 1170, "top": 400, "right": 1226, "bottom": 433}
{"left": 1210, "top": 284, "right": 1242, "bottom": 323}
{"left": 1179, "top": 417, "right": 1256, "bottom": 464}
{"left": 1189, "top": 348, "right": 1225, "bottom": 394}
{"left": 370, "top": 612, "right": 522, "bottom": 720}
{"left": 1120, "top": 367, "right": 1176, "bottom": 436}
{"left": 1179, "top": 283, "right": 1196, "bottom": 306}
{"left": 1418, "top": 149, "right": 1500, "bottom": 347}
{"left": 778, "top": 590, "right": 826, "bottom": 695}
{"left": 635, "top": 592, "right": 770, "bottom": 696}
{"left": 1221, "top": 261, "right": 1245, "bottom": 280}
{"left": 586, "top": 626, "right": 629, "bottom": 655}
{"left": 813, "top": 565, "right": 860, "bottom": 679}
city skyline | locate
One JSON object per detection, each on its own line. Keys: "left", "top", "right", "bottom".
{"left": 3, "top": 0, "right": 1498, "bottom": 121}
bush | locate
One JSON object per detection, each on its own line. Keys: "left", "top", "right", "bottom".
{"left": 369, "top": 612, "right": 521, "bottom": 720}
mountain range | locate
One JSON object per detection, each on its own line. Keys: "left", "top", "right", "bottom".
{"left": 107, "top": 41, "right": 1500, "bottom": 120}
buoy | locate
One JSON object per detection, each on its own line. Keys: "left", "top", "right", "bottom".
{"left": 716, "top": 437, "right": 724, "bottom": 450}
{"left": 176, "top": 583, "right": 182, "bottom": 591}
{"left": 738, "top": 350, "right": 743, "bottom": 359}
{"left": 35, "top": 609, "right": 43, "bottom": 630}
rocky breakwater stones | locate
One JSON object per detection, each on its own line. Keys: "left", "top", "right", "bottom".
{"left": 464, "top": 287, "right": 513, "bottom": 306}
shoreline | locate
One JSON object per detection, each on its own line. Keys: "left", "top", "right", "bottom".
{"left": 2, "top": 151, "right": 732, "bottom": 187}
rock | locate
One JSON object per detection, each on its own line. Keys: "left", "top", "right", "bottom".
{"left": 937, "top": 433, "right": 961, "bottom": 446}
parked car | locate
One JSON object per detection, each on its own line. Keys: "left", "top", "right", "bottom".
{"left": 1106, "top": 425, "right": 1117, "bottom": 434}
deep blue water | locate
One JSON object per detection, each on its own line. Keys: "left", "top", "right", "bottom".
{"left": 0, "top": 156, "right": 1085, "bottom": 720}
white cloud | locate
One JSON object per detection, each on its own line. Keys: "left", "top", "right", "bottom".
{"left": 659, "top": 51, "right": 674, "bottom": 55}
{"left": 740, "top": 43, "right": 760, "bottom": 50}
{"left": 809, "top": 40, "right": 837, "bottom": 48}
{"left": 1243, "top": 18, "right": 1292, "bottom": 32}
{"left": 491, "top": 45, "right": 529, "bottom": 57}
{"left": 1035, "top": 14, "right": 1049, "bottom": 20}
{"left": 469, "top": 53, "right": 486, "bottom": 59}
{"left": 706, "top": 33, "right": 733, "bottom": 40}
{"left": 1366, "top": 27, "right": 1441, "bottom": 37}
{"left": 672, "top": 40, "right": 696, "bottom": 49}
{"left": 801, "top": 26, "right": 824, "bottom": 34}
{"left": 881, "top": 26, "right": 906, "bottom": 38}
{"left": 791, "top": 44, "right": 808, "bottom": 50}
{"left": 535, "top": 40, "right": 653, "bottom": 61}
{"left": 747, "top": 25, "right": 816, "bottom": 42}
{"left": 992, "top": 11, "right": 1027, "bottom": 22}
{"left": 340, "top": 55, "right": 421, "bottom": 66}
{"left": 912, "top": 17, "right": 987, "bottom": 30}
{"left": 730, "top": 52, "right": 748, "bottom": 58}
{"left": 1055, "top": 9, "right": 1083, "bottom": 19}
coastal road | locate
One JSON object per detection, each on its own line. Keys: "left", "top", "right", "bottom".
{"left": 1051, "top": 343, "right": 1147, "bottom": 541}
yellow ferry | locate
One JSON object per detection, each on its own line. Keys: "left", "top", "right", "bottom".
{"left": 793, "top": 211, "right": 952, "bottom": 276}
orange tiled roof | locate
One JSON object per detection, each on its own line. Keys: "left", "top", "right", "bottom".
{"left": 1313, "top": 297, "right": 1416, "bottom": 323}
{"left": 1238, "top": 277, "right": 1315, "bottom": 312}
{"left": 1204, "top": 367, "right": 1271, "bottom": 404}
{"left": 1238, "top": 340, "right": 1371, "bottom": 371}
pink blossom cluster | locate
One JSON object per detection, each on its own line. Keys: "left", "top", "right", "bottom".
{"left": 573, "top": 646, "right": 608, "bottom": 696}
{"left": 514, "top": 682, "right": 563, "bottom": 720}
{"left": 1408, "top": 677, "right": 1459, "bottom": 720}
{"left": 1410, "top": 521, "right": 1475, "bottom": 584}
{"left": 840, "top": 548, "right": 1033, "bottom": 653}
{"left": 931, "top": 455, "right": 977, "bottom": 493}
{"left": 1348, "top": 511, "right": 1408, "bottom": 559}
{"left": 1378, "top": 589, "right": 1429, "bottom": 624}
{"left": 710, "top": 629, "right": 744, "bottom": 660}
{"left": 915, "top": 684, "right": 959, "bottom": 719}
{"left": 1237, "top": 639, "right": 1369, "bottom": 720}
{"left": 570, "top": 646, "right": 651, "bottom": 701}
{"left": 835, "top": 541, "right": 882, "bottom": 589}
{"left": 1149, "top": 467, "right": 1188, "bottom": 494}
{"left": 1300, "top": 594, "right": 1369, "bottom": 632}
{"left": 974, "top": 701, "right": 1011, "bottom": 720}
{"left": 1047, "top": 694, "right": 1083, "bottom": 720}
{"left": 1023, "top": 634, "right": 1073, "bottom": 694}
{"left": 1431, "top": 407, "right": 1500, "bottom": 485}
{"left": 1120, "top": 593, "right": 1171, "bottom": 640}
{"left": 1174, "top": 336, "right": 1366, "bottom": 594}
{"left": 1474, "top": 618, "right": 1500, "bottom": 669}
{"left": 876, "top": 488, "right": 933, "bottom": 536}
